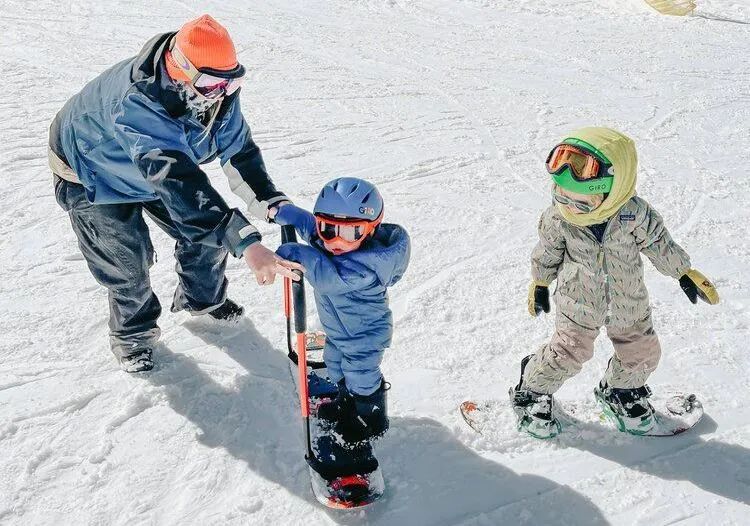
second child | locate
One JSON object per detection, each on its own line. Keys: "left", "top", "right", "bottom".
{"left": 514, "top": 127, "right": 719, "bottom": 438}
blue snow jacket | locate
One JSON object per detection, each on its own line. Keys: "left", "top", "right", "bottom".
{"left": 49, "top": 32, "right": 286, "bottom": 257}
{"left": 275, "top": 205, "right": 410, "bottom": 353}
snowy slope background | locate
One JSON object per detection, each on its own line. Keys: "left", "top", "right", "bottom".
{"left": 1, "top": 0, "right": 749, "bottom": 524}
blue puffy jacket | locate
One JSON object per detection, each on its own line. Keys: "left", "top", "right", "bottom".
{"left": 275, "top": 205, "right": 410, "bottom": 353}
{"left": 49, "top": 32, "right": 286, "bottom": 257}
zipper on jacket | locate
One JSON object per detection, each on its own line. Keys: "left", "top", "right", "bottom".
{"left": 591, "top": 220, "right": 613, "bottom": 324}
{"left": 322, "top": 294, "right": 352, "bottom": 338}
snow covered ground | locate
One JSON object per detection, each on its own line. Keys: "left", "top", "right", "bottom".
{"left": 1, "top": 0, "right": 749, "bottom": 524}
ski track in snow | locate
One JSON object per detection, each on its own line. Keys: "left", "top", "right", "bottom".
{"left": 1, "top": 0, "right": 749, "bottom": 524}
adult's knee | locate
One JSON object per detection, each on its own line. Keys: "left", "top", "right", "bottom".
{"left": 175, "top": 240, "right": 228, "bottom": 266}
{"left": 81, "top": 240, "right": 152, "bottom": 294}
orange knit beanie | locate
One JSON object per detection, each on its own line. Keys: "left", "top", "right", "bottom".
{"left": 165, "top": 15, "right": 238, "bottom": 81}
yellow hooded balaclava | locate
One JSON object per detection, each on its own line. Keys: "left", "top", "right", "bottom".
{"left": 554, "top": 127, "right": 637, "bottom": 227}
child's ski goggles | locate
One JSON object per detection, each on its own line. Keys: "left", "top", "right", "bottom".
{"left": 546, "top": 142, "right": 614, "bottom": 195}
{"left": 315, "top": 214, "right": 380, "bottom": 245}
{"left": 169, "top": 40, "right": 245, "bottom": 99}
{"left": 552, "top": 187, "right": 598, "bottom": 214}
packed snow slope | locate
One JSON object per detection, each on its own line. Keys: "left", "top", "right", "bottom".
{"left": 1, "top": 0, "right": 749, "bottom": 524}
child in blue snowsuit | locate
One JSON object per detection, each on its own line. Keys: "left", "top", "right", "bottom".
{"left": 273, "top": 177, "right": 410, "bottom": 443}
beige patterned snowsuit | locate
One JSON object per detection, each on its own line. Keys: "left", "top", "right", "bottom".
{"left": 523, "top": 196, "right": 691, "bottom": 393}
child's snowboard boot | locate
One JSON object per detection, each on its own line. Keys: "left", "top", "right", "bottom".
{"left": 594, "top": 381, "right": 655, "bottom": 434}
{"left": 316, "top": 379, "right": 348, "bottom": 422}
{"left": 510, "top": 355, "right": 561, "bottom": 439}
{"left": 333, "top": 380, "right": 390, "bottom": 445}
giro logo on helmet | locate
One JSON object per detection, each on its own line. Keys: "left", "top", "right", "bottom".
{"left": 359, "top": 206, "right": 376, "bottom": 217}
{"left": 589, "top": 183, "right": 608, "bottom": 192}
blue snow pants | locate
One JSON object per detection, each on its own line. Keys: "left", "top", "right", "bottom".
{"left": 323, "top": 342, "right": 385, "bottom": 396}
{"left": 53, "top": 176, "right": 228, "bottom": 359}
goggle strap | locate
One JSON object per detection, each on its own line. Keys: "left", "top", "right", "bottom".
{"left": 169, "top": 40, "right": 201, "bottom": 83}
{"left": 169, "top": 36, "right": 244, "bottom": 83}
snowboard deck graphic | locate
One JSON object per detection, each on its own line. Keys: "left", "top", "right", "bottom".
{"left": 460, "top": 393, "right": 704, "bottom": 438}
{"left": 309, "top": 463, "right": 385, "bottom": 509}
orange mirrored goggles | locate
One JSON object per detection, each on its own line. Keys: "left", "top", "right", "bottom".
{"left": 546, "top": 144, "right": 602, "bottom": 181}
{"left": 315, "top": 214, "right": 381, "bottom": 246}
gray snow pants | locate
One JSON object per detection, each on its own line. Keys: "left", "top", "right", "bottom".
{"left": 54, "top": 176, "right": 229, "bottom": 359}
{"left": 522, "top": 314, "right": 662, "bottom": 394}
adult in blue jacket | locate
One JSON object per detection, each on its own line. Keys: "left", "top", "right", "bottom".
{"left": 49, "top": 15, "right": 301, "bottom": 372}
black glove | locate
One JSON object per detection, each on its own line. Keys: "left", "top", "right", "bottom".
{"left": 527, "top": 281, "right": 550, "bottom": 317}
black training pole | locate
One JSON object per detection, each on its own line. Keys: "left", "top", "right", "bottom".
{"left": 280, "top": 226, "right": 315, "bottom": 459}
{"left": 280, "top": 224, "right": 326, "bottom": 369}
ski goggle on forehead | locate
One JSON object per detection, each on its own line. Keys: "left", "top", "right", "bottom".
{"left": 315, "top": 215, "right": 381, "bottom": 245}
{"left": 169, "top": 40, "right": 245, "bottom": 99}
{"left": 546, "top": 143, "right": 614, "bottom": 194}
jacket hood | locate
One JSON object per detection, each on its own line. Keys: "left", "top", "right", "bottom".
{"left": 347, "top": 223, "right": 410, "bottom": 287}
{"left": 556, "top": 127, "right": 638, "bottom": 227}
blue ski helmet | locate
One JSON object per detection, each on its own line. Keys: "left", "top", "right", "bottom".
{"left": 313, "top": 177, "right": 384, "bottom": 222}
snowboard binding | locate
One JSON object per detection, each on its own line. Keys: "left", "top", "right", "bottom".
{"left": 509, "top": 355, "right": 561, "bottom": 439}
{"left": 594, "top": 382, "right": 655, "bottom": 435}
{"left": 509, "top": 387, "right": 562, "bottom": 439}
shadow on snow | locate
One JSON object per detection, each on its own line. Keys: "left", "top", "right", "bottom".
{"left": 144, "top": 317, "right": 608, "bottom": 525}
{"left": 556, "top": 407, "right": 750, "bottom": 507}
